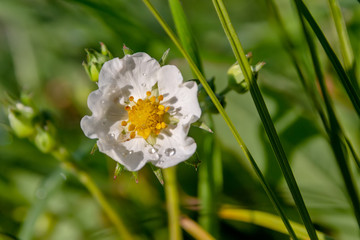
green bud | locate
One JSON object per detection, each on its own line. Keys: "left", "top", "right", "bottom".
{"left": 227, "top": 63, "right": 248, "bottom": 94}
{"left": 34, "top": 122, "right": 57, "bottom": 153}
{"left": 227, "top": 60, "right": 265, "bottom": 94}
{"left": 122, "top": 44, "right": 134, "bottom": 55}
{"left": 8, "top": 103, "right": 36, "bottom": 138}
{"left": 83, "top": 43, "right": 113, "bottom": 82}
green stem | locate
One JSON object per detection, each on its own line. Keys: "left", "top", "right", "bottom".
{"left": 294, "top": 3, "right": 360, "bottom": 227}
{"left": 53, "top": 148, "right": 134, "bottom": 240}
{"left": 163, "top": 167, "right": 183, "bottom": 240}
{"left": 141, "top": 1, "right": 298, "bottom": 239}
{"left": 211, "top": 0, "right": 317, "bottom": 239}
{"left": 295, "top": 0, "right": 360, "bottom": 116}
{"left": 198, "top": 117, "right": 220, "bottom": 237}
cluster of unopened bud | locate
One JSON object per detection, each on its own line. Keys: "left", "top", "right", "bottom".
{"left": 7, "top": 97, "right": 57, "bottom": 153}
{"left": 83, "top": 42, "right": 113, "bottom": 82}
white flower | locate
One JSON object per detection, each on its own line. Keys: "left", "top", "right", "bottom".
{"left": 81, "top": 52, "right": 201, "bottom": 171}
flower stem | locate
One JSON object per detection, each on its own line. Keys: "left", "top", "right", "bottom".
{"left": 211, "top": 0, "right": 317, "bottom": 239}
{"left": 198, "top": 117, "right": 221, "bottom": 238}
{"left": 141, "top": 1, "right": 298, "bottom": 239}
{"left": 163, "top": 167, "right": 183, "bottom": 240}
{"left": 53, "top": 147, "right": 134, "bottom": 240}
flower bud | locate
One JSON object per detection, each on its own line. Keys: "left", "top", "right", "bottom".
{"left": 227, "top": 61, "right": 265, "bottom": 94}
{"left": 83, "top": 43, "right": 113, "bottom": 82}
{"left": 34, "top": 122, "right": 57, "bottom": 153}
{"left": 8, "top": 103, "right": 36, "bottom": 138}
{"left": 227, "top": 63, "right": 248, "bottom": 94}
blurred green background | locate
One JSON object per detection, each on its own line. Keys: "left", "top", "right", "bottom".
{"left": 0, "top": 0, "right": 359, "bottom": 239}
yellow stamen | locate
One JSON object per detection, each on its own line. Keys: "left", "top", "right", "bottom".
{"left": 123, "top": 91, "right": 170, "bottom": 140}
{"left": 130, "top": 132, "right": 136, "bottom": 139}
{"left": 128, "top": 124, "right": 135, "bottom": 131}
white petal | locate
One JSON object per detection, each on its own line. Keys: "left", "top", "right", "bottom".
{"left": 118, "top": 52, "right": 160, "bottom": 99}
{"left": 153, "top": 133, "right": 197, "bottom": 168}
{"left": 97, "top": 138, "right": 147, "bottom": 171}
{"left": 157, "top": 65, "right": 183, "bottom": 99}
{"left": 168, "top": 81, "right": 201, "bottom": 124}
{"left": 98, "top": 58, "right": 124, "bottom": 90}
{"left": 80, "top": 115, "right": 99, "bottom": 139}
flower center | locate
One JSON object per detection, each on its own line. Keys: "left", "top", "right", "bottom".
{"left": 122, "top": 91, "right": 170, "bottom": 140}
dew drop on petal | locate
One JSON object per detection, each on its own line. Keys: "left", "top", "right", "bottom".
{"left": 152, "top": 153, "right": 160, "bottom": 161}
{"left": 142, "top": 73, "right": 146, "bottom": 76}
{"left": 148, "top": 148, "right": 157, "bottom": 154}
{"left": 101, "top": 100, "right": 105, "bottom": 104}
{"left": 165, "top": 148, "right": 176, "bottom": 157}
{"left": 141, "top": 83, "right": 146, "bottom": 87}
{"left": 128, "top": 150, "right": 133, "bottom": 155}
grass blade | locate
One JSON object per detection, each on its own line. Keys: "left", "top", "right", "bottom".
{"left": 211, "top": 0, "right": 318, "bottom": 239}
{"left": 219, "top": 206, "right": 331, "bottom": 240}
{"left": 168, "top": 0, "right": 203, "bottom": 74}
{"left": 295, "top": 0, "right": 360, "bottom": 117}
{"left": 293, "top": 0, "right": 360, "bottom": 227}
{"left": 327, "top": 0, "right": 358, "bottom": 90}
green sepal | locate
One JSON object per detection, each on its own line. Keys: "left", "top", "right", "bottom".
{"left": 192, "top": 121, "right": 213, "bottom": 133}
{"left": 159, "top": 48, "right": 170, "bottom": 66}
{"left": 150, "top": 164, "right": 164, "bottom": 185}
{"left": 123, "top": 44, "right": 134, "bottom": 55}
{"left": 184, "top": 153, "right": 201, "bottom": 170}
{"left": 132, "top": 171, "right": 139, "bottom": 183}
{"left": 90, "top": 143, "right": 98, "bottom": 155}
{"left": 113, "top": 162, "right": 125, "bottom": 180}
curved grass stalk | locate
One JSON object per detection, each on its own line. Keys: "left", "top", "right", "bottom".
{"left": 53, "top": 148, "right": 134, "bottom": 240}
{"left": 180, "top": 215, "right": 216, "bottom": 240}
{"left": 293, "top": 3, "right": 360, "bottom": 227}
{"left": 141, "top": 1, "right": 298, "bottom": 239}
{"left": 294, "top": 0, "right": 360, "bottom": 116}
{"left": 218, "top": 206, "right": 331, "bottom": 240}
{"left": 18, "top": 169, "right": 64, "bottom": 240}
{"left": 211, "top": 0, "right": 318, "bottom": 239}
